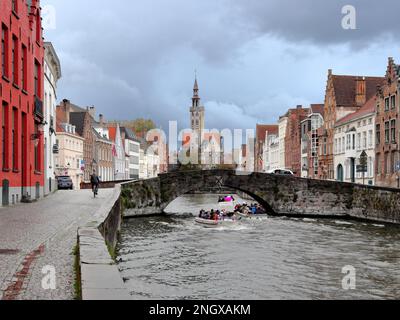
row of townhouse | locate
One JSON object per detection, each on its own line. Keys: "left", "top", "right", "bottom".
{"left": 113, "top": 124, "right": 168, "bottom": 180}
{"left": 56, "top": 100, "right": 167, "bottom": 188}
{"left": 256, "top": 106, "right": 312, "bottom": 175}
{"left": 256, "top": 57, "right": 400, "bottom": 188}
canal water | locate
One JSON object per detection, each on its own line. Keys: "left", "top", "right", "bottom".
{"left": 117, "top": 194, "right": 400, "bottom": 300}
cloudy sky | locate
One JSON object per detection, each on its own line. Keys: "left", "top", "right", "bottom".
{"left": 42, "top": 0, "right": 400, "bottom": 131}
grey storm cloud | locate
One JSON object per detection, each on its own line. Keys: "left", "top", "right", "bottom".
{"left": 42, "top": 0, "right": 400, "bottom": 132}
{"left": 231, "top": 0, "right": 400, "bottom": 47}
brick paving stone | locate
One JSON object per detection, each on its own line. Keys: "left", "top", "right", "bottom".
{"left": 0, "top": 189, "right": 114, "bottom": 300}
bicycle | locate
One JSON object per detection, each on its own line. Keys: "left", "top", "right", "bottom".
{"left": 92, "top": 184, "right": 99, "bottom": 198}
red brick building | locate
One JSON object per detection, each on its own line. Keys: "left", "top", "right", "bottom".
{"left": 375, "top": 57, "right": 400, "bottom": 188}
{"left": 284, "top": 106, "right": 310, "bottom": 176}
{"left": 318, "top": 70, "right": 384, "bottom": 180}
{"left": 1, "top": 0, "right": 44, "bottom": 206}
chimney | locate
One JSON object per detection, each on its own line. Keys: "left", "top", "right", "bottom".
{"left": 356, "top": 77, "right": 366, "bottom": 107}
{"left": 296, "top": 105, "right": 302, "bottom": 109}
{"left": 328, "top": 69, "right": 332, "bottom": 77}
{"left": 61, "top": 99, "right": 71, "bottom": 124}
{"left": 99, "top": 114, "right": 104, "bottom": 125}
{"left": 88, "top": 106, "right": 96, "bottom": 118}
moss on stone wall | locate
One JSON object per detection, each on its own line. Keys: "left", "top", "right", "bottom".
{"left": 72, "top": 244, "right": 82, "bottom": 300}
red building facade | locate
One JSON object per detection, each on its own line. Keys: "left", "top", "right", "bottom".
{"left": 375, "top": 58, "right": 400, "bottom": 188}
{"left": 284, "top": 106, "right": 310, "bottom": 176}
{"left": 1, "top": 0, "right": 44, "bottom": 205}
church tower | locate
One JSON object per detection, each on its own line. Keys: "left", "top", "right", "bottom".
{"left": 188, "top": 76, "right": 205, "bottom": 166}
{"left": 190, "top": 76, "right": 205, "bottom": 138}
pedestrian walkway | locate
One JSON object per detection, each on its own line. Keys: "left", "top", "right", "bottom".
{"left": 0, "top": 189, "right": 114, "bottom": 300}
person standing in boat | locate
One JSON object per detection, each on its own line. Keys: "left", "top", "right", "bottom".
{"left": 199, "top": 210, "right": 205, "bottom": 218}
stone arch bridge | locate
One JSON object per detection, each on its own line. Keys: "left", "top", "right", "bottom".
{"left": 120, "top": 169, "right": 400, "bottom": 224}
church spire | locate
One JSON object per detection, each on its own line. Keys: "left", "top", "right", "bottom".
{"left": 192, "top": 74, "right": 200, "bottom": 107}
{"left": 193, "top": 71, "right": 199, "bottom": 95}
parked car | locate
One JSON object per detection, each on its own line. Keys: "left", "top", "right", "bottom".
{"left": 267, "top": 168, "right": 294, "bottom": 176}
{"left": 57, "top": 176, "right": 74, "bottom": 190}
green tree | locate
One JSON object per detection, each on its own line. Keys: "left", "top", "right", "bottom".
{"left": 130, "top": 118, "right": 156, "bottom": 137}
{"left": 109, "top": 118, "right": 156, "bottom": 137}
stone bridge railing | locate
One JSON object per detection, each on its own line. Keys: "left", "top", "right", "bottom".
{"left": 120, "top": 170, "right": 400, "bottom": 224}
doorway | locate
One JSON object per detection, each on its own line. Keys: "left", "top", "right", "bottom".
{"left": 337, "top": 164, "right": 344, "bottom": 182}
{"left": 2, "top": 179, "right": 9, "bottom": 206}
{"left": 350, "top": 158, "right": 356, "bottom": 183}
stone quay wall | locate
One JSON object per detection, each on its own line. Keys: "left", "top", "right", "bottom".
{"left": 76, "top": 185, "right": 130, "bottom": 300}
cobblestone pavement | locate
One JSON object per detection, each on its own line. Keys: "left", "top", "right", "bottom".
{"left": 0, "top": 189, "right": 114, "bottom": 300}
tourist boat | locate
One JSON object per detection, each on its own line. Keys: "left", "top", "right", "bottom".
{"left": 195, "top": 217, "right": 238, "bottom": 228}
{"left": 235, "top": 211, "right": 251, "bottom": 219}
{"left": 195, "top": 217, "right": 220, "bottom": 227}
{"left": 235, "top": 211, "right": 269, "bottom": 220}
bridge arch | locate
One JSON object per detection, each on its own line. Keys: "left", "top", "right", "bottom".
{"left": 161, "top": 179, "right": 276, "bottom": 215}
{"left": 120, "top": 169, "right": 400, "bottom": 224}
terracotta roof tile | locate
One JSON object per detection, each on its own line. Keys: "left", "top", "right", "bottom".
{"left": 310, "top": 104, "right": 325, "bottom": 117}
{"left": 332, "top": 75, "right": 384, "bottom": 108}
{"left": 335, "top": 96, "right": 376, "bottom": 127}
{"left": 256, "top": 124, "right": 279, "bottom": 142}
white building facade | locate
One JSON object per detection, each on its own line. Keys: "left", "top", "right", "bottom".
{"left": 43, "top": 42, "right": 62, "bottom": 195}
{"left": 278, "top": 115, "right": 288, "bottom": 169}
{"left": 123, "top": 127, "right": 140, "bottom": 180}
{"left": 54, "top": 123, "right": 84, "bottom": 189}
{"left": 334, "top": 97, "right": 376, "bottom": 185}
{"left": 263, "top": 134, "right": 280, "bottom": 172}
{"left": 112, "top": 124, "right": 126, "bottom": 181}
